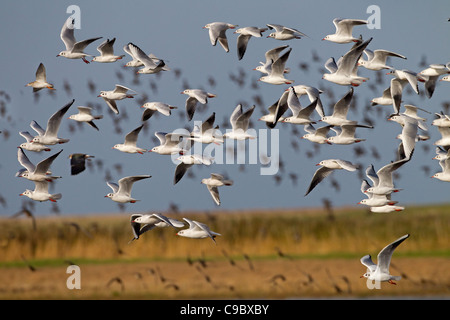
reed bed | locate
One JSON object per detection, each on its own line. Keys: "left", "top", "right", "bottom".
{"left": 0, "top": 204, "right": 448, "bottom": 265}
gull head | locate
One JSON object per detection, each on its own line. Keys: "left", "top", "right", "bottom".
{"left": 105, "top": 193, "right": 114, "bottom": 198}
{"left": 20, "top": 190, "right": 32, "bottom": 197}
{"left": 98, "top": 91, "right": 107, "bottom": 97}
{"left": 133, "top": 216, "right": 144, "bottom": 223}
{"left": 32, "top": 136, "right": 42, "bottom": 144}
{"left": 56, "top": 51, "right": 68, "bottom": 57}
{"left": 267, "top": 32, "right": 276, "bottom": 38}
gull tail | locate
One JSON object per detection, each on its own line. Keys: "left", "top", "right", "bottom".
{"left": 51, "top": 193, "right": 62, "bottom": 201}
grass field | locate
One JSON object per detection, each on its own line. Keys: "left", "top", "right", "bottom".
{"left": 0, "top": 204, "right": 449, "bottom": 299}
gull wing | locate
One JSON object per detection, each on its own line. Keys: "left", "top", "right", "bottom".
{"left": 360, "top": 254, "right": 377, "bottom": 273}
{"left": 235, "top": 105, "right": 255, "bottom": 131}
{"left": 305, "top": 166, "right": 334, "bottom": 196}
{"left": 45, "top": 99, "right": 75, "bottom": 138}
{"left": 334, "top": 159, "right": 358, "bottom": 171}
{"left": 114, "top": 84, "right": 135, "bottom": 94}
{"left": 332, "top": 87, "right": 353, "bottom": 118}
{"left": 97, "top": 38, "right": 115, "bottom": 56}
{"left": 128, "top": 43, "right": 158, "bottom": 69}
{"left": 270, "top": 48, "right": 292, "bottom": 77}
{"left": 336, "top": 38, "right": 372, "bottom": 75}
{"left": 60, "top": 17, "right": 76, "bottom": 51}
{"left": 124, "top": 124, "right": 144, "bottom": 146}
{"left": 72, "top": 37, "right": 102, "bottom": 53}
{"left": 174, "top": 163, "right": 192, "bottom": 185}
{"left": 35, "top": 63, "right": 47, "bottom": 83}
{"left": 264, "top": 45, "right": 289, "bottom": 64}
{"left": 34, "top": 149, "right": 63, "bottom": 175}
{"left": 30, "top": 121, "right": 45, "bottom": 136}
{"left": 102, "top": 97, "right": 119, "bottom": 115}
{"left": 207, "top": 185, "right": 221, "bottom": 206}
{"left": 106, "top": 181, "right": 119, "bottom": 193}
{"left": 17, "top": 147, "right": 36, "bottom": 173}
{"left": 237, "top": 34, "right": 252, "bottom": 60}
{"left": 376, "top": 234, "right": 410, "bottom": 275}
{"left": 117, "top": 175, "right": 151, "bottom": 196}
{"left": 20, "top": 131, "right": 34, "bottom": 143}
{"left": 185, "top": 97, "right": 198, "bottom": 121}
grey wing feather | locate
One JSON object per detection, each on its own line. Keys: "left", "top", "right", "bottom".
{"left": 305, "top": 166, "right": 334, "bottom": 196}
{"left": 377, "top": 234, "right": 410, "bottom": 274}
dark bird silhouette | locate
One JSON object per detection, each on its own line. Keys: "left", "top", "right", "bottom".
{"left": 69, "top": 153, "right": 95, "bottom": 175}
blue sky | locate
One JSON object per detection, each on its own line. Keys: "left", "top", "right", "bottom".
{"left": 0, "top": 0, "right": 449, "bottom": 216}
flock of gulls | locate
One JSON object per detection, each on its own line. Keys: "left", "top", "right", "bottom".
{"left": 13, "top": 13, "right": 450, "bottom": 287}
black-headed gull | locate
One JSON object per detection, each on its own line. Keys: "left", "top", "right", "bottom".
{"left": 19, "top": 131, "right": 51, "bottom": 152}
{"left": 322, "top": 18, "right": 368, "bottom": 43}
{"left": 266, "top": 24, "right": 308, "bottom": 40}
{"left": 301, "top": 124, "right": 334, "bottom": 145}
{"left": 189, "top": 112, "right": 223, "bottom": 145}
{"left": 203, "top": 22, "right": 238, "bottom": 52}
{"left": 253, "top": 45, "right": 291, "bottom": 75}
{"left": 360, "top": 234, "right": 410, "bottom": 285}
{"left": 181, "top": 89, "right": 216, "bottom": 121}
{"left": 17, "top": 147, "right": 62, "bottom": 182}
{"left": 386, "top": 69, "right": 424, "bottom": 95}
{"left": 388, "top": 105, "right": 429, "bottom": 129}
{"left": 149, "top": 132, "right": 187, "bottom": 155}
{"left": 20, "top": 181, "right": 62, "bottom": 203}
{"left": 326, "top": 124, "right": 373, "bottom": 145}
{"left": 129, "top": 213, "right": 184, "bottom": 242}
{"left": 223, "top": 104, "right": 256, "bottom": 140}
{"left": 98, "top": 84, "right": 137, "bottom": 115}
{"left": 91, "top": 38, "right": 125, "bottom": 63}
{"left": 173, "top": 154, "right": 214, "bottom": 185}
{"left": 105, "top": 175, "right": 151, "bottom": 203}
{"left": 258, "top": 48, "right": 294, "bottom": 84}
{"left": 57, "top": 17, "right": 102, "bottom": 64}
{"left": 364, "top": 151, "right": 413, "bottom": 196}
{"left": 433, "top": 146, "right": 450, "bottom": 161}
{"left": 289, "top": 85, "right": 325, "bottom": 118}
{"left": 282, "top": 93, "right": 318, "bottom": 125}
{"left": 431, "top": 112, "right": 450, "bottom": 127}
{"left": 69, "top": 153, "right": 94, "bottom": 176}
{"left": 371, "top": 86, "right": 394, "bottom": 107}
{"left": 31, "top": 99, "right": 74, "bottom": 145}
{"left": 201, "top": 173, "right": 233, "bottom": 206}
{"left": 177, "top": 218, "right": 221, "bottom": 244}
{"left": 127, "top": 42, "right": 169, "bottom": 74}
{"left": 388, "top": 115, "right": 420, "bottom": 157}
{"left": 234, "top": 26, "right": 268, "bottom": 60}
{"left": 322, "top": 38, "right": 372, "bottom": 86}
{"left": 358, "top": 181, "right": 398, "bottom": 207}
{"left": 258, "top": 101, "right": 285, "bottom": 125}
{"left": 141, "top": 102, "right": 177, "bottom": 121}
{"left": 68, "top": 106, "right": 103, "bottom": 131}
{"left": 26, "top": 63, "right": 55, "bottom": 92}
{"left": 113, "top": 124, "right": 146, "bottom": 154}
{"left": 123, "top": 44, "right": 158, "bottom": 68}
{"left": 432, "top": 153, "right": 450, "bottom": 182}
{"left": 320, "top": 87, "right": 357, "bottom": 126}
{"left": 305, "top": 159, "right": 358, "bottom": 196}
{"left": 358, "top": 49, "right": 407, "bottom": 71}
{"left": 434, "top": 126, "right": 450, "bottom": 148}
{"left": 419, "top": 63, "right": 450, "bottom": 98}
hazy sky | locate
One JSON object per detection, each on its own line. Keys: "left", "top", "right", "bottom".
{"left": 0, "top": 0, "right": 449, "bottom": 216}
